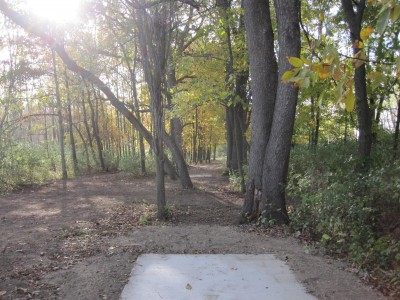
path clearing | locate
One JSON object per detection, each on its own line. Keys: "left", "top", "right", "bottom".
{"left": 0, "top": 162, "right": 385, "bottom": 299}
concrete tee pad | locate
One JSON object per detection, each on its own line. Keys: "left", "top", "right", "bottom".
{"left": 120, "top": 254, "right": 317, "bottom": 300}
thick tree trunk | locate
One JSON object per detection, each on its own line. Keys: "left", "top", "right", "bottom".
{"left": 240, "top": 0, "right": 278, "bottom": 222}
{"left": 261, "top": 0, "right": 301, "bottom": 225}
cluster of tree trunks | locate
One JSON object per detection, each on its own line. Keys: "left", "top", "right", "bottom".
{"left": 240, "top": 0, "right": 301, "bottom": 224}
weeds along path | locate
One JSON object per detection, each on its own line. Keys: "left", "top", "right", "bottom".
{"left": 0, "top": 161, "right": 385, "bottom": 300}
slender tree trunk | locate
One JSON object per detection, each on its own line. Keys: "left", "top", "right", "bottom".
{"left": 218, "top": 0, "right": 248, "bottom": 175}
{"left": 240, "top": 0, "right": 278, "bottom": 222}
{"left": 393, "top": 96, "right": 400, "bottom": 160}
{"left": 261, "top": 0, "right": 301, "bottom": 225}
{"left": 234, "top": 109, "right": 246, "bottom": 193}
{"left": 81, "top": 91, "right": 98, "bottom": 167}
{"left": 341, "top": 0, "right": 372, "bottom": 169}
{"left": 136, "top": 6, "right": 168, "bottom": 219}
{"left": 74, "top": 124, "right": 91, "bottom": 171}
{"left": 90, "top": 88, "right": 106, "bottom": 171}
{"left": 193, "top": 106, "right": 198, "bottom": 163}
{"left": 64, "top": 70, "right": 79, "bottom": 175}
{"left": 52, "top": 50, "right": 67, "bottom": 180}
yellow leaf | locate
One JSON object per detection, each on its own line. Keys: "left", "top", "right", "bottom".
{"left": 282, "top": 69, "right": 298, "bottom": 82}
{"left": 390, "top": 5, "right": 400, "bottom": 22}
{"left": 287, "top": 56, "right": 304, "bottom": 68}
{"left": 345, "top": 88, "right": 356, "bottom": 112}
{"left": 310, "top": 64, "right": 322, "bottom": 72}
{"left": 367, "top": 71, "right": 381, "bottom": 79}
{"left": 360, "top": 26, "right": 374, "bottom": 40}
{"left": 325, "top": 53, "right": 335, "bottom": 65}
{"left": 332, "top": 68, "right": 344, "bottom": 81}
{"left": 352, "top": 50, "right": 366, "bottom": 68}
{"left": 319, "top": 72, "right": 330, "bottom": 79}
{"left": 301, "top": 56, "right": 312, "bottom": 65}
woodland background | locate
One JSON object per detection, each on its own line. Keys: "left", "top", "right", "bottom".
{"left": 0, "top": 0, "right": 399, "bottom": 295}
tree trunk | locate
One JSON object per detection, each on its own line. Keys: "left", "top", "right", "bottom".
{"left": 81, "top": 90, "right": 98, "bottom": 167}
{"left": 240, "top": 0, "right": 278, "bottom": 222}
{"left": 218, "top": 0, "right": 248, "bottom": 175}
{"left": 193, "top": 106, "right": 198, "bottom": 163}
{"left": 393, "top": 96, "right": 400, "bottom": 160}
{"left": 136, "top": 6, "right": 170, "bottom": 219}
{"left": 64, "top": 70, "right": 79, "bottom": 175}
{"left": 52, "top": 50, "right": 67, "bottom": 180}
{"left": 88, "top": 87, "right": 106, "bottom": 171}
{"left": 234, "top": 108, "right": 246, "bottom": 193}
{"left": 261, "top": 0, "right": 301, "bottom": 225}
{"left": 341, "top": 0, "right": 372, "bottom": 169}
{"left": 74, "top": 124, "right": 91, "bottom": 171}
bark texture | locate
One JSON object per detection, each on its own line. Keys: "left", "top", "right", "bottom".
{"left": 261, "top": 0, "right": 301, "bottom": 225}
{"left": 240, "top": 0, "right": 278, "bottom": 222}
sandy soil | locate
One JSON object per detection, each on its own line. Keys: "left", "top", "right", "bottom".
{"left": 0, "top": 161, "right": 386, "bottom": 300}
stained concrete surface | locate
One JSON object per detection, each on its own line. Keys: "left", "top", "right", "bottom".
{"left": 120, "top": 254, "right": 317, "bottom": 300}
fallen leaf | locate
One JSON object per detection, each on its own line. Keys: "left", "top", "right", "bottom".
{"left": 185, "top": 283, "right": 192, "bottom": 290}
{"left": 0, "top": 291, "right": 7, "bottom": 296}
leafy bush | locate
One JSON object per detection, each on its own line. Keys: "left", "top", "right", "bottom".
{"left": 0, "top": 142, "right": 57, "bottom": 192}
{"left": 229, "top": 164, "right": 248, "bottom": 190}
{"left": 118, "top": 152, "right": 156, "bottom": 176}
{"left": 288, "top": 143, "right": 400, "bottom": 272}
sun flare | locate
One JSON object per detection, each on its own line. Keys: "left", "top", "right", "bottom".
{"left": 26, "top": 0, "right": 83, "bottom": 24}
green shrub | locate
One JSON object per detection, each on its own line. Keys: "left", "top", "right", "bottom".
{"left": 118, "top": 152, "right": 156, "bottom": 176}
{"left": 288, "top": 143, "right": 400, "bottom": 271}
{"left": 0, "top": 141, "right": 57, "bottom": 192}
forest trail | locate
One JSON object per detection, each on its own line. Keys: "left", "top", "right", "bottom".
{"left": 0, "top": 161, "right": 385, "bottom": 300}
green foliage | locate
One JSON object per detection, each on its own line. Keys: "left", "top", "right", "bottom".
{"left": 0, "top": 141, "right": 57, "bottom": 193}
{"left": 288, "top": 143, "right": 400, "bottom": 271}
{"left": 229, "top": 164, "right": 248, "bottom": 190}
{"left": 117, "top": 152, "right": 156, "bottom": 176}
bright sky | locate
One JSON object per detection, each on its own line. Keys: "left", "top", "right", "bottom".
{"left": 25, "top": 0, "right": 84, "bottom": 24}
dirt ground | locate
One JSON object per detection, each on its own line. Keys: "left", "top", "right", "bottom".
{"left": 0, "top": 161, "right": 387, "bottom": 300}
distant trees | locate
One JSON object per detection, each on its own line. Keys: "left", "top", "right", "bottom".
{"left": 0, "top": 0, "right": 399, "bottom": 225}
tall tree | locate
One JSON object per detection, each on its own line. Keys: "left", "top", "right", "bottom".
{"left": 240, "top": 0, "right": 301, "bottom": 224}
{"left": 51, "top": 49, "right": 67, "bottom": 180}
{"left": 240, "top": 0, "right": 278, "bottom": 222}
{"left": 135, "top": 5, "right": 169, "bottom": 219}
{"left": 341, "top": 0, "right": 372, "bottom": 168}
{"left": 261, "top": 0, "right": 301, "bottom": 224}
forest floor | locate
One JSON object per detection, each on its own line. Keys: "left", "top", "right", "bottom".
{"left": 0, "top": 161, "right": 388, "bottom": 300}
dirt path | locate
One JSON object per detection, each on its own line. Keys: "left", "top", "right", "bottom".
{"left": 0, "top": 162, "right": 386, "bottom": 300}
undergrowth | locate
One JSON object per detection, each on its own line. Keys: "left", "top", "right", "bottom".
{"left": 288, "top": 141, "right": 400, "bottom": 296}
